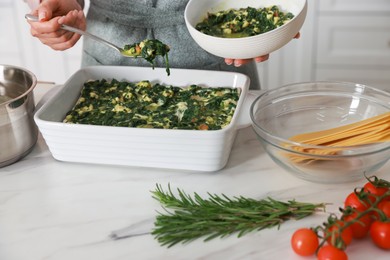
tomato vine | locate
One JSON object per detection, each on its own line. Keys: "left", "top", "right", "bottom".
{"left": 291, "top": 175, "right": 390, "bottom": 259}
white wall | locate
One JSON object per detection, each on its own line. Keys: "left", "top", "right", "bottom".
{"left": 0, "top": 0, "right": 84, "bottom": 84}
{"left": 1, "top": 0, "right": 390, "bottom": 91}
{"left": 261, "top": 0, "right": 390, "bottom": 91}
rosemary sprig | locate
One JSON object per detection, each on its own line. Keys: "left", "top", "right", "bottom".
{"left": 151, "top": 184, "right": 326, "bottom": 247}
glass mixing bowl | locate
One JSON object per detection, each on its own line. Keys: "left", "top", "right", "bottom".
{"left": 250, "top": 81, "right": 390, "bottom": 183}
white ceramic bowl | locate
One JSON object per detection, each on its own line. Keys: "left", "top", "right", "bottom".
{"left": 184, "top": 0, "right": 308, "bottom": 59}
{"left": 34, "top": 66, "right": 253, "bottom": 172}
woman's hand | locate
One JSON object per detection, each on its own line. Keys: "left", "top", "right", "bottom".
{"left": 27, "top": 0, "right": 85, "bottom": 51}
{"left": 224, "top": 32, "right": 301, "bottom": 66}
{"left": 225, "top": 54, "right": 270, "bottom": 67}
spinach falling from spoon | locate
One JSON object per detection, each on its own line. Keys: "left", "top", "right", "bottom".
{"left": 24, "top": 15, "right": 171, "bottom": 75}
{"left": 123, "top": 39, "right": 171, "bottom": 76}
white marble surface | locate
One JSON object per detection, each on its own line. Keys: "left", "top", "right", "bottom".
{"left": 0, "top": 83, "right": 389, "bottom": 260}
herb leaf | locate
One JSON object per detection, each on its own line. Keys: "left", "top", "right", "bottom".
{"left": 151, "top": 184, "right": 326, "bottom": 247}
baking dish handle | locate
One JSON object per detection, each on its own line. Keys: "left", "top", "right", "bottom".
{"left": 236, "top": 90, "right": 263, "bottom": 129}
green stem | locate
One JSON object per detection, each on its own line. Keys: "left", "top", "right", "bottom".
{"left": 151, "top": 184, "right": 326, "bottom": 247}
{"left": 321, "top": 189, "right": 390, "bottom": 249}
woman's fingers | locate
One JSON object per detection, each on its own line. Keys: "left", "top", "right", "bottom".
{"left": 254, "top": 54, "right": 269, "bottom": 63}
{"left": 58, "top": 10, "right": 85, "bottom": 30}
{"left": 28, "top": 10, "right": 85, "bottom": 50}
{"left": 233, "top": 59, "right": 252, "bottom": 67}
{"left": 28, "top": 16, "right": 62, "bottom": 34}
{"left": 34, "top": 29, "right": 81, "bottom": 50}
{"left": 224, "top": 58, "right": 234, "bottom": 65}
{"left": 224, "top": 54, "right": 270, "bottom": 67}
{"left": 224, "top": 58, "right": 252, "bottom": 67}
{"left": 224, "top": 32, "right": 301, "bottom": 66}
{"left": 49, "top": 32, "right": 82, "bottom": 50}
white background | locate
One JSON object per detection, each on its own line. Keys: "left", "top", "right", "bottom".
{"left": 1, "top": 0, "right": 390, "bottom": 90}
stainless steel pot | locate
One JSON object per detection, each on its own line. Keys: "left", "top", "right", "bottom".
{"left": 0, "top": 65, "right": 38, "bottom": 167}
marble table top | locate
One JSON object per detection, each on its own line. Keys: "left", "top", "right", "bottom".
{"left": 0, "top": 83, "right": 389, "bottom": 260}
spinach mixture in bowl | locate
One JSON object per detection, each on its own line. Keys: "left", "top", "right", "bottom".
{"left": 63, "top": 79, "right": 240, "bottom": 130}
{"left": 195, "top": 5, "right": 294, "bottom": 38}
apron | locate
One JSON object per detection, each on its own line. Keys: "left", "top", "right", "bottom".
{"left": 82, "top": 0, "right": 260, "bottom": 89}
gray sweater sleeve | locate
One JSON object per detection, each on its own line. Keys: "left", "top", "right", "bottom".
{"left": 77, "top": 0, "right": 85, "bottom": 9}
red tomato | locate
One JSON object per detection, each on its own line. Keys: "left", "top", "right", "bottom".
{"left": 342, "top": 212, "right": 372, "bottom": 239}
{"left": 291, "top": 228, "right": 319, "bottom": 256}
{"left": 326, "top": 221, "right": 353, "bottom": 247}
{"left": 344, "top": 191, "right": 370, "bottom": 211}
{"left": 364, "top": 182, "right": 390, "bottom": 202}
{"left": 376, "top": 200, "right": 390, "bottom": 219}
{"left": 370, "top": 221, "right": 390, "bottom": 249}
{"left": 317, "top": 245, "right": 348, "bottom": 260}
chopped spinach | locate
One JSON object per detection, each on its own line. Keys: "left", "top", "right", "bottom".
{"left": 123, "top": 39, "right": 171, "bottom": 76}
{"left": 195, "top": 5, "right": 294, "bottom": 38}
{"left": 63, "top": 79, "right": 240, "bottom": 130}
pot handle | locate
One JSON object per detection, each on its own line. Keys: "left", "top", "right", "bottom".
{"left": 236, "top": 90, "right": 263, "bottom": 129}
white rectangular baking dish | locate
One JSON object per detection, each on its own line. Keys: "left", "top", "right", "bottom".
{"left": 34, "top": 66, "right": 251, "bottom": 171}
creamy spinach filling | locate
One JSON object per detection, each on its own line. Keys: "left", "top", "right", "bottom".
{"left": 195, "top": 6, "right": 294, "bottom": 38}
{"left": 122, "top": 39, "right": 171, "bottom": 76}
{"left": 63, "top": 79, "right": 240, "bottom": 130}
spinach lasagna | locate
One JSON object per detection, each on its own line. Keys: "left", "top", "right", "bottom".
{"left": 63, "top": 79, "right": 240, "bottom": 130}
{"left": 195, "top": 5, "right": 294, "bottom": 38}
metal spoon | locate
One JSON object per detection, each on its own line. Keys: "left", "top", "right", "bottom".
{"left": 25, "top": 14, "right": 136, "bottom": 58}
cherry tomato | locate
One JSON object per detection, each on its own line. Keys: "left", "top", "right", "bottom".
{"left": 342, "top": 212, "right": 372, "bottom": 239}
{"left": 291, "top": 228, "right": 319, "bottom": 256}
{"left": 317, "top": 245, "right": 348, "bottom": 260}
{"left": 377, "top": 200, "right": 390, "bottom": 219}
{"left": 325, "top": 221, "right": 353, "bottom": 247}
{"left": 372, "top": 200, "right": 390, "bottom": 221}
{"left": 364, "top": 182, "right": 390, "bottom": 202}
{"left": 370, "top": 220, "right": 390, "bottom": 249}
{"left": 344, "top": 191, "right": 370, "bottom": 211}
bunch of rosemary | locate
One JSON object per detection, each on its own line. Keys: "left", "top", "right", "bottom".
{"left": 151, "top": 184, "right": 326, "bottom": 247}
